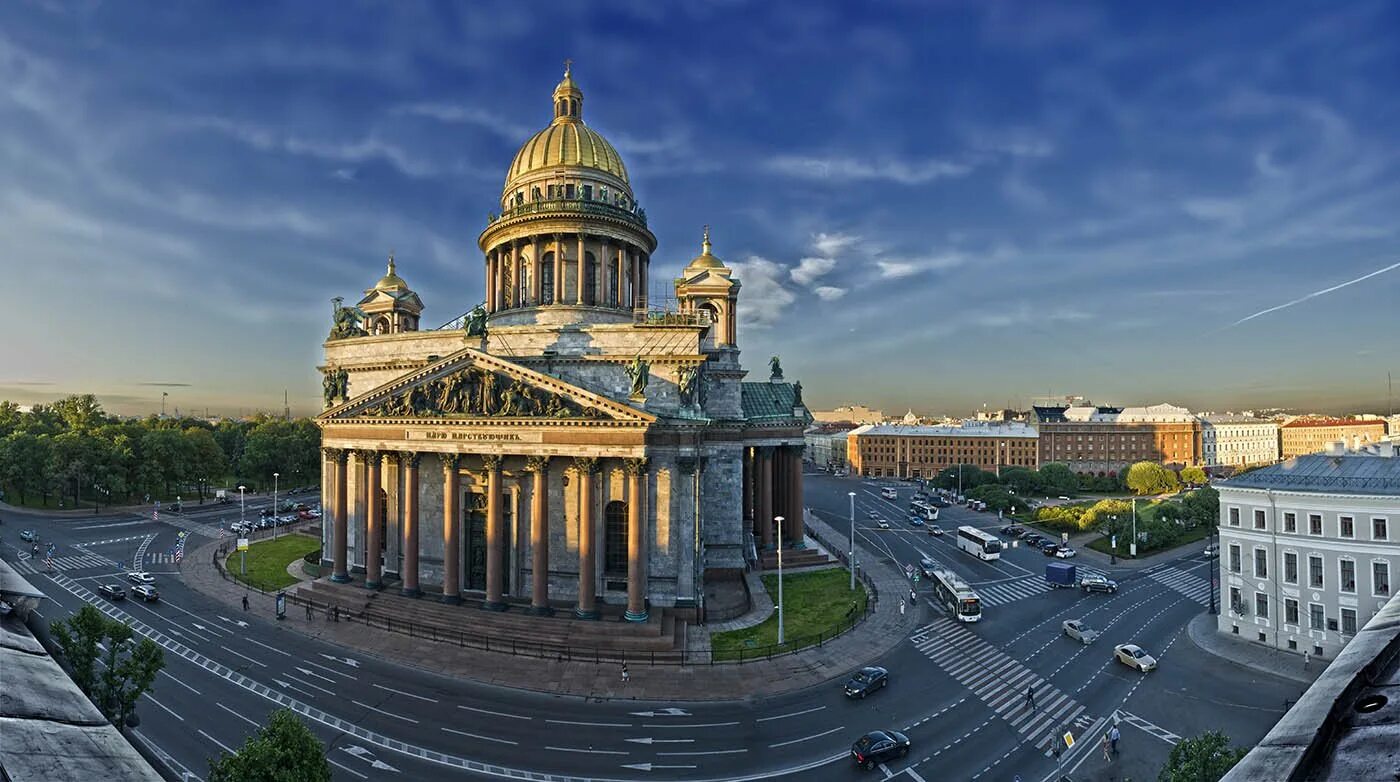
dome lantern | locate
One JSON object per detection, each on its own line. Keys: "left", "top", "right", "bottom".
{"left": 553, "top": 59, "right": 583, "bottom": 121}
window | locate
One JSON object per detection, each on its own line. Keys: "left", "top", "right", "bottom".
{"left": 1228, "top": 507, "right": 1240, "bottom": 526}
{"left": 1285, "top": 598, "right": 1299, "bottom": 625}
{"left": 1253, "top": 548, "right": 1268, "bottom": 578}
{"left": 1375, "top": 562, "right": 1391, "bottom": 596}
{"left": 1309, "top": 514, "right": 1322, "bottom": 535}
{"left": 1229, "top": 586, "right": 1243, "bottom": 613}
{"left": 1255, "top": 592, "right": 1269, "bottom": 619}
{"left": 565, "top": 183, "right": 576, "bottom": 199}
{"left": 581, "top": 184, "right": 593, "bottom": 201}
{"left": 1284, "top": 512, "right": 1297, "bottom": 533}
{"left": 603, "top": 501, "right": 629, "bottom": 575}
{"left": 1284, "top": 552, "right": 1298, "bottom": 584}
{"left": 1341, "top": 607, "right": 1357, "bottom": 636}
{"left": 1309, "top": 604, "right": 1325, "bottom": 631}
{"left": 1254, "top": 509, "right": 1267, "bottom": 530}
{"left": 1228, "top": 544, "right": 1241, "bottom": 573}
{"left": 1374, "top": 518, "right": 1389, "bottom": 541}
{"left": 1340, "top": 559, "right": 1356, "bottom": 593}
{"left": 1340, "top": 516, "right": 1354, "bottom": 538}
{"left": 1309, "top": 555, "right": 1324, "bottom": 588}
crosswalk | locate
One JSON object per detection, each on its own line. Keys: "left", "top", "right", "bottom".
{"left": 1145, "top": 566, "right": 1212, "bottom": 606}
{"left": 911, "top": 617, "right": 1089, "bottom": 757}
{"left": 12, "top": 551, "right": 115, "bottom": 575}
{"left": 975, "top": 565, "right": 1112, "bottom": 606}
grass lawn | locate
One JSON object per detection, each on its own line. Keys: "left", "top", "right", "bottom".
{"left": 225, "top": 533, "right": 321, "bottom": 592}
{"left": 710, "top": 568, "right": 867, "bottom": 662}
{"left": 1084, "top": 523, "right": 1212, "bottom": 559}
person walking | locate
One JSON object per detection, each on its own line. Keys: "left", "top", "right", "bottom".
{"left": 242, "top": 594, "right": 249, "bottom": 611}
{"left": 1303, "top": 650, "right": 1311, "bottom": 670}
{"left": 1026, "top": 685, "right": 1036, "bottom": 710}
{"left": 1109, "top": 725, "right": 1120, "bottom": 755}
{"left": 1101, "top": 733, "right": 1112, "bottom": 762}
{"left": 621, "top": 663, "right": 629, "bottom": 684}
{"left": 899, "top": 598, "right": 906, "bottom": 616}
{"left": 305, "top": 602, "right": 313, "bottom": 620}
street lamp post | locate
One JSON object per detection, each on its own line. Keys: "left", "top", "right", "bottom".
{"left": 1210, "top": 524, "right": 1219, "bottom": 614}
{"left": 1109, "top": 514, "right": 1118, "bottom": 564}
{"left": 775, "top": 515, "right": 785, "bottom": 645}
{"left": 1131, "top": 498, "right": 1138, "bottom": 557}
{"left": 238, "top": 485, "right": 246, "bottom": 527}
{"left": 848, "top": 491, "right": 857, "bottom": 592}
{"left": 273, "top": 472, "right": 280, "bottom": 541}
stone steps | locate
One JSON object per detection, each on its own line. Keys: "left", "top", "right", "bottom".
{"left": 757, "top": 548, "right": 833, "bottom": 571}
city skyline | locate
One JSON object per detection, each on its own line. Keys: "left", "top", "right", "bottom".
{"left": 3, "top": 2, "right": 1398, "bottom": 417}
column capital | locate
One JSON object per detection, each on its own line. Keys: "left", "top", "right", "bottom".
{"left": 400, "top": 451, "right": 421, "bottom": 468}
{"left": 382, "top": 451, "right": 400, "bottom": 467}
{"left": 623, "top": 456, "right": 649, "bottom": 475}
{"left": 357, "top": 448, "right": 380, "bottom": 463}
{"left": 525, "top": 455, "right": 551, "bottom": 473}
{"left": 572, "top": 455, "right": 599, "bottom": 475}
{"left": 677, "top": 456, "right": 698, "bottom": 475}
{"left": 481, "top": 453, "right": 503, "bottom": 472}
{"left": 324, "top": 447, "right": 347, "bottom": 464}
{"left": 442, "top": 453, "right": 461, "bottom": 476}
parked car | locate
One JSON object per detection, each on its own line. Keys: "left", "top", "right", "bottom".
{"left": 876, "top": 519, "right": 891, "bottom": 529}
{"left": 928, "top": 525, "right": 943, "bottom": 536}
{"left": 19, "top": 529, "right": 37, "bottom": 542}
{"left": 999, "top": 525, "right": 1017, "bottom": 536}
{"left": 1114, "top": 643, "right": 1158, "bottom": 672}
{"left": 132, "top": 584, "right": 159, "bottom": 602}
{"left": 97, "top": 583, "right": 127, "bottom": 601}
{"left": 126, "top": 571, "right": 155, "bottom": 585}
{"left": 1041, "top": 543, "right": 1060, "bottom": 557}
{"left": 1055, "top": 546, "right": 1077, "bottom": 559}
{"left": 843, "top": 666, "right": 889, "bottom": 699}
{"left": 920, "top": 558, "right": 939, "bottom": 578}
{"left": 1080, "top": 575, "right": 1119, "bottom": 594}
{"left": 851, "top": 730, "right": 910, "bottom": 769}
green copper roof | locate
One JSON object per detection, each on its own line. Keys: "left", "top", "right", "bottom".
{"left": 741, "top": 382, "right": 808, "bottom": 422}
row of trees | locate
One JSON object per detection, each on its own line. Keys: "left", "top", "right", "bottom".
{"left": 0, "top": 395, "right": 320, "bottom": 509}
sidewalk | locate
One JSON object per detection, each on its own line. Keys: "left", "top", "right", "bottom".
{"left": 179, "top": 507, "right": 924, "bottom": 701}
{"left": 1185, "top": 612, "right": 1324, "bottom": 685}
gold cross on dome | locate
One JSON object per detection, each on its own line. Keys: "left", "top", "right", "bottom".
{"left": 564, "top": 58, "right": 573, "bottom": 76}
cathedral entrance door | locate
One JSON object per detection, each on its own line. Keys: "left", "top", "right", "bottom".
{"left": 464, "top": 493, "right": 487, "bottom": 591}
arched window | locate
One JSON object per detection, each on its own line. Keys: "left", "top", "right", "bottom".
{"left": 518, "top": 255, "right": 530, "bottom": 303}
{"left": 541, "top": 252, "right": 555, "bottom": 304}
{"left": 373, "top": 316, "right": 390, "bottom": 335}
{"left": 698, "top": 302, "right": 719, "bottom": 328}
{"left": 604, "top": 501, "right": 628, "bottom": 575}
{"left": 584, "top": 252, "right": 597, "bottom": 306}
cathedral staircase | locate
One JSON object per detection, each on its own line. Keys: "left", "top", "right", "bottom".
{"left": 298, "top": 579, "right": 688, "bottom": 662}
{"left": 757, "top": 546, "right": 834, "bottom": 572}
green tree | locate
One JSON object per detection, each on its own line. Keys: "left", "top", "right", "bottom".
{"left": 999, "top": 467, "right": 1042, "bottom": 495}
{"left": 1182, "top": 485, "right": 1221, "bottom": 527}
{"left": 50, "top": 604, "right": 165, "bottom": 729}
{"left": 1126, "top": 462, "right": 1179, "bottom": 495}
{"left": 0, "top": 431, "right": 50, "bottom": 504}
{"left": 140, "top": 428, "right": 189, "bottom": 498}
{"left": 208, "top": 708, "right": 332, "bottom": 782}
{"left": 1180, "top": 465, "right": 1208, "bottom": 486}
{"left": 0, "top": 400, "right": 21, "bottom": 438}
{"left": 1037, "top": 463, "right": 1079, "bottom": 495}
{"left": 967, "top": 483, "right": 1019, "bottom": 512}
{"left": 1158, "top": 730, "right": 1248, "bottom": 782}
{"left": 185, "top": 427, "right": 230, "bottom": 503}
{"left": 932, "top": 464, "right": 997, "bottom": 492}
{"left": 51, "top": 394, "right": 108, "bottom": 433}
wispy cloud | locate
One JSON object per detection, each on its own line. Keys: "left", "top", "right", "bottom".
{"left": 790, "top": 256, "right": 836, "bottom": 286}
{"left": 814, "top": 286, "right": 847, "bottom": 301}
{"left": 731, "top": 256, "right": 796, "bottom": 328}
{"left": 136, "top": 382, "right": 192, "bottom": 387}
{"left": 875, "top": 252, "right": 966, "bottom": 279}
{"left": 764, "top": 154, "right": 977, "bottom": 185}
{"left": 1226, "top": 260, "right": 1400, "bottom": 329}
{"left": 392, "top": 102, "right": 530, "bottom": 140}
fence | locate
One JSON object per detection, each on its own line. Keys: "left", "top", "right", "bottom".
{"left": 211, "top": 535, "right": 877, "bottom": 666}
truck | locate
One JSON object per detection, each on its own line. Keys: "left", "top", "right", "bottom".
{"left": 1062, "top": 619, "right": 1098, "bottom": 645}
{"left": 1045, "top": 562, "right": 1076, "bottom": 589}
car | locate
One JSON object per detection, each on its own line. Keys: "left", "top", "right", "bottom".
{"left": 1203, "top": 542, "right": 1219, "bottom": 557}
{"left": 999, "top": 525, "right": 1017, "bottom": 535}
{"left": 919, "top": 558, "right": 939, "bottom": 578}
{"left": 298, "top": 509, "right": 315, "bottom": 520}
{"left": 851, "top": 729, "right": 911, "bottom": 769}
{"left": 1009, "top": 525, "right": 1026, "bottom": 537}
{"left": 295, "top": 503, "right": 311, "bottom": 511}
{"left": 97, "top": 583, "right": 127, "bottom": 601}
{"left": 908, "top": 516, "right": 925, "bottom": 527}
{"left": 126, "top": 571, "right": 155, "bottom": 585}
{"left": 1042, "top": 543, "right": 1060, "bottom": 557}
{"left": 876, "top": 519, "right": 891, "bottom": 529}
{"left": 930, "top": 498, "right": 949, "bottom": 507}
{"left": 132, "top": 584, "right": 159, "bottom": 602}
{"left": 843, "top": 666, "right": 889, "bottom": 699}
{"left": 260, "top": 508, "right": 275, "bottom": 519}
{"left": 866, "top": 510, "right": 880, "bottom": 520}
{"left": 1114, "top": 643, "right": 1158, "bottom": 672}
{"left": 19, "top": 529, "right": 37, "bottom": 542}
{"left": 1080, "top": 575, "right": 1119, "bottom": 594}
{"left": 1055, "top": 546, "right": 1077, "bottom": 558}
{"left": 928, "top": 525, "right": 943, "bottom": 536}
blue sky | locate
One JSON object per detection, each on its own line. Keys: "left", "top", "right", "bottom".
{"left": 2, "top": 1, "right": 1398, "bottom": 418}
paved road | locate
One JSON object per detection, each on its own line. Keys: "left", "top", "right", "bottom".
{"left": 2, "top": 476, "right": 1305, "bottom": 781}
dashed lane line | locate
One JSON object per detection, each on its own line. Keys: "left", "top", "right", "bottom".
{"left": 443, "top": 727, "right": 519, "bottom": 746}
{"left": 545, "top": 746, "right": 629, "bottom": 756}
{"left": 769, "top": 726, "right": 844, "bottom": 748}
{"left": 351, "top": 699, "right": 419, "bottom": 724}
{"left": 373, "top": 682, "right": 440, "bottom": 703}
{"left": 457, "top": 704, "right": 533, "bottom": 720}
{"left": 755, "top": 705, "right": 825, "bottom": 722}
{"left": 216, "top": 702, "right": 261, "bottom": 729}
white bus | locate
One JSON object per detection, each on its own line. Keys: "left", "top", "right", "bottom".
{"left": 929, "top": 569, "right": 982, "bottom": 622}
{"left": 909, "top": 500, "right": 939, "bottom": 521}
{"left": 956, "top": 526, "right": 1003, "bottom": 561}
{"left": 880, "top": 487, "right": 898, "bottom": 500}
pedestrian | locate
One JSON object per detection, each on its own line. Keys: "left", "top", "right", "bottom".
{"left": 1109, "top": 725, "right": 1120, "bottom": 755}
{"left": 242, "top": 594, "right": 249, "bottom": 611}
{"left": 621, "top": 663, "right": 629, "bottom": 684}
{"left": 1101, "top": 733, "right": 1111, "bottom": 762}
{"left": 1303, "top": 650, "right": 1311, "bottom": 670}
{"left": 333, "top": 604, "right": 340, "bottom": 622}
{"left": 1026, "top": 685, "right": 1036, "bottom": 710}
{"left": 899, "top": 598, "right": 906, "bottom": 616}
{"left": 910, "top": 588, "right": 917, "bottom": 603}
{"left": 306, "top": 602, "right": 313, "bottom": 620}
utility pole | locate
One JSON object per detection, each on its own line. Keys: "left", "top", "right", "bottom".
{"left": 848, "top": 492, "right": 857, "bottom": 591}
{"left": 775, "top": 515, "right": 785, "bottom": 645}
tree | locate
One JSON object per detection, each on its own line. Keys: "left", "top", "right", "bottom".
{"left": 185, "top": 427, "right": 230, "bottom": 503}
{"left": 1180, "top": 465, "right": 1208, "bottom": 487}
{"left": 51, "top": 394, "right": 107, "bottom": 433}
{"left": 50, "top": 604, "right": 165, "bottom": 729}
{"left": 1037, "top": 463, "right": 1079, "bottom": 495}
{"left": 1158, "top": 730, "right": 1248, "bottom": 782}
{"left": 0, "top": 431, "right": 50, "bottom": 504}
{"left": 932, "top": 464, "right": 997, "bottom": 492}
{"left": 0, "top": 400, "right": 21, "bottom": 438}
{"left": 1126, "top": 462, "right": 1179, "bottom": 495}
{"left": 208, "top": 708, "right": 332, "bottom": 782}
{"left": 1182, "top": 485, "right": 1220, "bottom": 527}
{"left": 141, "top": 428, "right": 189, "bottom": 498}
{"left": 967, "top": 483, "right": 1019, "bottom": 512}
{"left": 999, "top": 467, "right": 1042, "bottom": 495}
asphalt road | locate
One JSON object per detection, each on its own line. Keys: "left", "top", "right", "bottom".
{"left": 1, "top": 477, "right": 1306, "bottom": 782}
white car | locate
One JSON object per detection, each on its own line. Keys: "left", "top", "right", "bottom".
{"left": 1054, "top": 546, "right": 1076, "bottom": 558}
{"left": 876, "top": 519, "right": 891, "bottom": 529}
{"left": 125, "top": 571, "right": 155, "bottom": 585}
{"left": 1203, "top": 542, "right": 1219, "bottom": 557}
{"left": 1113, "top": 643, "right": 1157, "bottom": 672}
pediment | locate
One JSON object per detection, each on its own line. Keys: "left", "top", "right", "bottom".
{"left": 319, "top": 347, "right": 654, "bottom": 424}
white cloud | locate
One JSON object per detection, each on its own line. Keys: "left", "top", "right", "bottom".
{"left": 1182, "top": 198, "right": 1244, "bottom": 225}
{"left": 184, "top": 116, "right": 457, "bottom": 180}
{"left": 875, "top": 252, "right": 966, "bottom": 279}
{"left": 814, "top": 286, "right": 847, "bottom": 301}
{"left": 812, "top": 232, "right": 858, "bottom": 257}
{"left": 392, "top": 102, "right": 530, "bottom": 140}
{"left": 790, "top": 256, "right": 836, "bottom": 286}
{"left": 876, "top": 260, "right": 920, "bottom": 279}
{"left": 730, "top": 256, "right": 796, "bottom": 328}
{"left": 764, "top": 154, "right": 977, "bottom": 185}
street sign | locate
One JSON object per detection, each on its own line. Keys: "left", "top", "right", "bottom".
{"left": 1061, "top": 532, "right": 1069, "bottom": 544}
{"left": 905, "top": 564, "right": 915, "bottom": 578}
{"left": 237, "top": 538, "right": 250, "bottom": 551}
{"left": 275, "top": 591, "right": 286, "bottom": 621}
{"left": 1063, "top": 731, "right": 1074, "bottom": 748}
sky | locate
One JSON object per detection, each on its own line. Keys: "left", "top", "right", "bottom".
{"left": 2, "top": 1, "right": 1398, "bottom": 419}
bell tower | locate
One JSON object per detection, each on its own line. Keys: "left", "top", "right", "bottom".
{"left": 675, "top": 226, "right": 740, "bottom": 349}
{"left": 358, "top": 254, "right": 424, "bottom": 335}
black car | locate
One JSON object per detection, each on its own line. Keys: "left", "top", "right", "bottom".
{"left": 851, "top": 729, "right": 910, "bottom": 769}
{"left": 844, "top": 666, "right": 889, "bottom": 699}
{"left": 919, "top": 558, "right": 939, "bottom": 578}
{"left": 97, "top": 583, "right": 127, "bottom": 601}
{"left": 999, "top": 525, "right": 1016, "bottom": 536}
{"left": 1080, "top": 575, "right": 1119, "bottom": 594}
{"left": 1042, "top": 543, "right": 1060, "bottom": 557}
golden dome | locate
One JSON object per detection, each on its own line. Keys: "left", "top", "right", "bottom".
{"left": 686, "top": 225, "right": 726, "bottom": 270}
{"left": 504, "top": 64, "right": 630, "bottom": 190}
{"left": 374, "top": 256, "right": 409, "bottom": 291}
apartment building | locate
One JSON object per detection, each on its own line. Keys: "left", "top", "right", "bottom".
{"left": 1201, "top": 415, "right": 1280, "bottom": 470}
{"left": 848, "top": 422, "right": 1039, "bottom": 479}
{"left": 1279, "top": 417, "right": 1387, "bottom": 459}
{"left": 1033, "top": 403, "right": 1201, "bottom": 474}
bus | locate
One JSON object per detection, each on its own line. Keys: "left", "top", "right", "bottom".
{"left": 909, "top": 500, "right": 939, "bottom": 521}
{"left": 880, "top": 487, "right": 898, "bottom": 500}
{"left": 929, "top": 568, "right": 982, "bottom": 622}
{"left": 956, "top": 526, "right": 1003, "bottom": 561}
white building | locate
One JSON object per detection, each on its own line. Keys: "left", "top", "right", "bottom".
{"left": 804, "top": 426, "right": 852, "bottom": 470}
{"left": 1216, "top": 441, "right": 1400, "bottom": 661}
{"left": 1201, "top": 415, "right": 1279, "bottom": 470}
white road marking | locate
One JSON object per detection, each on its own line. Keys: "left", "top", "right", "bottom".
{"left": 755, "top": 705, "right": 826, "bottom": 722}
{"left": 546, "top": 718, "right": 632, "bottom": 727}
{"left": 352, "top": 699, "right": 420, "bottom": 724}
{"left": 646, "top": 721, "right": 739, "bottom": 728}
{"left": 657, "top": 749, "right": 748, "bottom": 756}
{"left": 373, "top": 682, "right": 439, "bottom": 703}
{"left": 198, "top": 729, "right": 237, "bottom": 755}
{"left": 285, "top": 673, "right": 335, "bottom": 696}
{"left": 328, "top": 756, "right": 369, "bottom": 780}
{"left": 244, "top": 637, "right": 292, "bottom": 657}
{"left": 143, "top": 692, "right": 183, "bottom": 721}
{"left": 216, "top": 702, "right": 261, "bottom": 729}
{"left": 545, "top": 745, "right": 630, "bottom": 755}
{"left": 219, "top": 644, "right": 268, "bottom": 668}
{"left": 159, "top": 669, "right": 201, "bottom": 695}
{"left": 443, "top": 726, "right": 520, "bottom": 745}
{"left": 303, "top": 659, "right": 357, "bottom": 680}
{"left": 769, "top": 726, "right": 844, "bottom": 747}
{"left": 457, "top": 704, "right": 532, "bottom": 720}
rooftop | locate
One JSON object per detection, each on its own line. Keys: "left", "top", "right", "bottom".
{"left": 1282, "top": 416, "right": 1387, "bottom": 429}
{"left": 849, "top": 422, "right": 1039, "bottom": 439}
{"left": 1223, "top": 446, "right": 1400, "bottom": 495}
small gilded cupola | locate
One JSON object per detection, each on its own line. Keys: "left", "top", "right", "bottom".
{"left": 553, "top": 60, "right": 584, "bottom": 121}
{"left": 358, "top": 253, "right": 424, "bottom": 334}
{"left": 675, "top": 226, "right": 741, "bottom": 348}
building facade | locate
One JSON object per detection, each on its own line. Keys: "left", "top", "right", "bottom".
{"left": 315, "top": 68, "right": 809, "bottom": 622}
{"left": 1033, "top": 403, "right": 1200, "bottom": 474}
{"left": 1201, "top": 415, "right": 1279, "bottom": 470}
{"left": 804, "top": 424, "right": 855, "bottom": 470}
{"left": 847, "top": 422, "right": 1039, "bottom": 479}
{"left": 1279, "top": 417, "right": 1388, "bottom": 460}
{"left": 1216, "top": 442, "right": 1400, "bottom": 661}
{"left": 810, "top": 404, "right": 885, "bottom": 426}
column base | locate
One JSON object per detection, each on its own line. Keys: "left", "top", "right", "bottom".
{"left": 574, "top": 608, "right": 601, "bottom": 620}
{"left": 527, "top": 605, "right": 554, "bottom": 617}
{"left": 624, "top": 609, "right": 650, "bottom": 623}
{"left": 441, "top": 594, "right": 462, "bottom": 605}
{"left": 364, "top": 580, "right": 381, "bottom": 591}
{"left": 330, "top": 573, "right": 351, "bottom": 584}
{"left": 791, "top": 540, "right": 807, "bottom": 549}
{"left": 482, "top": 601, "right": 508, "bottom": 612}
{"left": 400, "top": 586, "right": 422, "bottom": 598}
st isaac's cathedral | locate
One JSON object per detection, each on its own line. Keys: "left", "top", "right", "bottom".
{"left": 316, "top": 66, "right": 810, "bottom": 622}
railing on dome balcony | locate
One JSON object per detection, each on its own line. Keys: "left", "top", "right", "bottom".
{"left": 635, "top": 308, "right": 711, "bottom": 327}
{"left": 488, "top": 197, "right": 648, "bottom": 228}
